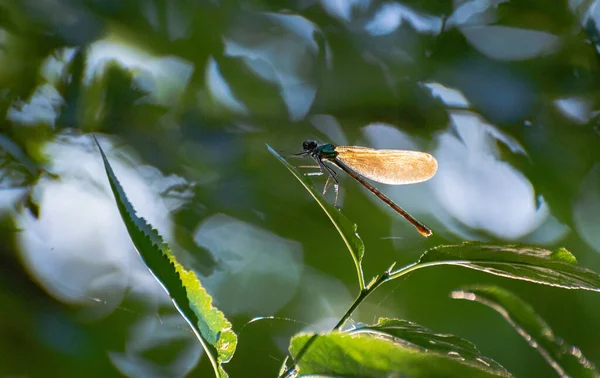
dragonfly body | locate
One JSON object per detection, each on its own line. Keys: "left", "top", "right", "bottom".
{"left": 299, "top": 140, "right": 437, "bottom": 237}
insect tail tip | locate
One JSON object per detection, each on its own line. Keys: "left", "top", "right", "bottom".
{"left": 419, "top": 228, "right": 433, "bottom": 237}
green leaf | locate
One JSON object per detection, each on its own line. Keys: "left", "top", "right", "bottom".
{"left": 391, "top": 242, "right": 600, "bottom": 291}
{"left": 452, "top": 286, "right": 600, "bottom": 378}
{"left": 94, "top": 137, "right": 236, "bottom": 378}
{"left": 352, "top": 318, "right": 509, "bottom": 375}
{"left": 267, "top": 144, "right": 366, "bottom": 289}
{"left": 290, "top": 332, "right": 511, "bottom": 378}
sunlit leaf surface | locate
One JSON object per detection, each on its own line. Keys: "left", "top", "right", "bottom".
{"left": 352, "top": 318, "right": 509, "bottom": 375}
{"left": 453, "top": 286, "right": 600, "bottom": 378}
{"left": 267, "top": 144, "right": 366, "bottom": 289}
{"left": 290, "top": 331, "right": 511, "bottom": 378}
{"left": 95, "top": 137, "right": 236, "bottom": 378}
{"left": 394, "top": 242, "right": 600, "bottom": 291}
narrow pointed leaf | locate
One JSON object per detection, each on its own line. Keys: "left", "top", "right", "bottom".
{"left": 95, "top": 137, "right": 236, "bottom": 378}
{"left": 453, "top": 286, "right": 599, "bottom": 378}
{"left": 290, "top": 332, "right": 511, "bottom": 378}
{"left": 392, "top": 242, "right": 600, "bottom": 291}
{"left": 267, "top": 144, "right": 366, "bottom": 289}
{"left": 352, "top": 318, "right": 509, "bottom": 375}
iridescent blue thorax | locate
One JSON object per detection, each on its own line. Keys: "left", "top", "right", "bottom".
{"left": 302, "top": 140, "right": 338, "bottom": 161}
{"left": 314, "top": 143, "right": 338, "bottom": 160}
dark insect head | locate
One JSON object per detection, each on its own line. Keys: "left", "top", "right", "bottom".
{"left": 302, "top": 140, "right": 318, "bottom": 152}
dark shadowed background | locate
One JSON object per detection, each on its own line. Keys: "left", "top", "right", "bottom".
{"left": 1, "top": 0, "right": 600, "bottom": 377}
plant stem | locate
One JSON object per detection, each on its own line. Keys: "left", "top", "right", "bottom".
{"left": 280, "top": 271, "right": 392, "bottom": 377}
{"left": 334, "top": 272, "right": 389, "bottom": 331}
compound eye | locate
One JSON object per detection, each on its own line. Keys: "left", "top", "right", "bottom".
{"left": 303, "top": 140, "right": 317, "bottom": 151}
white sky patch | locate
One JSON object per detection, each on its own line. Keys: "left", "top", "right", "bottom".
{"left": 40, "top": 47, "right": 78, "bottom": 84}
{"left": 461, "top": 25, "right": 560, "bottom": 61}
{"left": 263, "top": 12, "right": 333, "bottom": 69}
{"left": 447, "top": 0, "right": 490, "bottom": 26}
{"left": 277, "top": 73, "right": 317, "bottom": 121}
{"left": 321, "top": 0, "right": 352, "bottom": 22}
{"left": 0, "top": 188, "right": 28, "bottom": 215}
{"left": 6, "top": 84, "right": 64, "bottom": 127}
{"left": 447, "top": 0, "right": 509, "bottom": 27}
{"left": 569, "top": 0, "right": 600, "bottom": 29}
{"left": 224, "top": 28, "right": 317, "bottom": 121}
{"left": 224, "top": 40, "right": 277, "bottom": 81}
{"left": 365, "top": 3, "right": 442, "bottom": 36}
{"left": 310, "top": 114, "right": 349, "bottom": 146}
{"left": 264, "top": 12, "right": 321, "bottom": 52}
{"left": 422, "top": 82, "right": 470, "bottom": 108}
{"left": 85, "top": 39, "right": 193, "bottom": 106}
{"left": 16, "top": 134, "right": 184, "bottom": 314}
{"left": 554, "top": 97, "right": 593, "bottom": 124}
{"left": 319, "top": 0, "right": 371, "bottom": 22}
{"left": 362, "top": 122, "right": 419, "bottom": 150}
{"left": 432, "top": 112, "right": 549, "bottom": 240}
{"left": 481, "top": 122, "right": 528, "bottom": 156}
{"left": 205, "top": 57, "right": 249, "bottom": 115}
{"left": 194, "top": 213, "right": 303, "bottom": 316}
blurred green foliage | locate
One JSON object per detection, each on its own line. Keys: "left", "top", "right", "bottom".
{"left": 2, "top": 0, "right": 600, "bottom": 377}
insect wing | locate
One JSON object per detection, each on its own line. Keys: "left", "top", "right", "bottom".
{"left": 334, "top": 146, "right": 438, "bottom": 185}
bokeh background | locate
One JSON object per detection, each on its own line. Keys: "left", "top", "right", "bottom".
{"left": 1, "top": 0, "right": 600, "bottom": 377}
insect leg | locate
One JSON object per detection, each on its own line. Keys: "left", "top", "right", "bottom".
{"left": 305, "top": 171, "right": 324, "bottom": 177}
{"left": 303, "top": 163, "right": 324, "bottom": 177}
{"left": 288, "top": 151, "right": 309, "bottom": 158}
{"left": 323, "top": 175, "right": 332, "bottom": 195}
{"left": 333, "top": 180, "right": 339, "bottom": 206}
{"left": 321, "top": 162, "right": 340, "bottom": 206}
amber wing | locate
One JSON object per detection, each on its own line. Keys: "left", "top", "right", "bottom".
{"left": 334, "top": 146, "right": 438, "bottom": 185}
